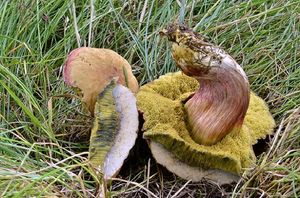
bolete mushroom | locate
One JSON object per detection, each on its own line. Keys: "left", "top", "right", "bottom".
{"left": 136, "top": 25, "right": 275, "bottom": 184}
{"left": 63, "top": 47, "right": 139, "bottom": 180}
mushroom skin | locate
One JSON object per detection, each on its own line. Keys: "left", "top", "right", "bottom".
{"left": 63, "top": 47, "right": 139, "bottom": 115}
{"left": 160, "top": 24, "right": 250, "bottom": 145}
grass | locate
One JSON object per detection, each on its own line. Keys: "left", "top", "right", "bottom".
{"left": 0, "top": 0, "right": 299, "bottom": 197}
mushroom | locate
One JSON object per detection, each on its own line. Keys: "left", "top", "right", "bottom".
{"left": 137, "top": 25, "right": 275, "bottom": 184}
{"left": 63, "top": 47, "right": 139, "bottom": 180}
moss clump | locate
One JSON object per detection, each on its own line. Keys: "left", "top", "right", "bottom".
{"left": 137, "top": 72, "right": 275, "bottom": 174}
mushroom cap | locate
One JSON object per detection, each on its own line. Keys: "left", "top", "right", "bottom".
{"left": 63, "top": 47, "right": 139, "bottom": 114}
{"left": 137, "top": 72, "right": 275, "bottom": 181}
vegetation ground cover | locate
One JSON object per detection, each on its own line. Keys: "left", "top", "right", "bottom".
{"left": 0, "top": 0, "right": 299, "bottom": 197}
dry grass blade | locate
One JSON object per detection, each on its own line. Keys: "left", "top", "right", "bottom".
{"left": 88, "top": 0, "right": 95, "bottom": 46}
{"left": 169, "top": 180, "right": 191, "bottom": 198}
{"left": 111, "top": 178, "right": 159, "bottom": 198}
{"left": 70, "top": 0, "right": 81, "bottom": 47}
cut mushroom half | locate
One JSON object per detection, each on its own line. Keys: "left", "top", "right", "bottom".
{"left": 90, "top": 79, "right": 139, "bottom": 179}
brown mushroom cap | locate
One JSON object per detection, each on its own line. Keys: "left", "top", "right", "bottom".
{"left": 63, "top": 47, "right": 139, "bottom": 114}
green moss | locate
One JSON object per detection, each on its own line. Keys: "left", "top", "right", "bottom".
{"left": 137, "top": 72, "right": 275, "bottom": 174}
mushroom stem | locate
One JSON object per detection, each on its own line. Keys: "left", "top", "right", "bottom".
{"left": 185, "top": 67, "right": 250, "bottom": 145}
